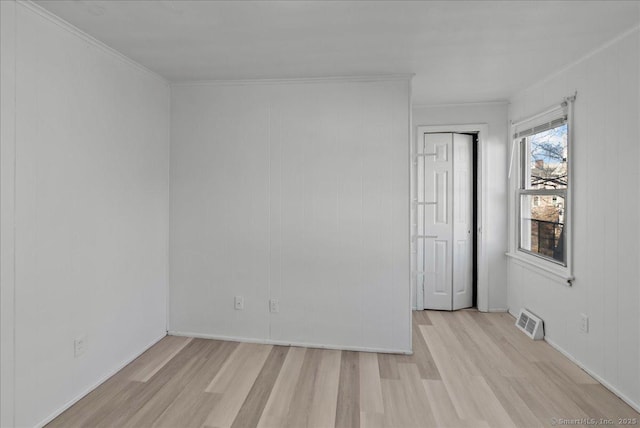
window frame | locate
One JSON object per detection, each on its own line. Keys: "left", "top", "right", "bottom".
{"left": 509, "top": 97, "right": 575, "bottom": 283}
{"left": 517, "top": 132, "right": 568, "bottom": 266}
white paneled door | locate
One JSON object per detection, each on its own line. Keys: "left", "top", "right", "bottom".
{"left": 415, "top": 133, "right": 473, "bottom": 310}
{"left": 452, "top": 133, "right": 473, "bottom": 310}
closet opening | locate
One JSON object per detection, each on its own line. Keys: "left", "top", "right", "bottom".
{"left": 413, "top": 126, "right": 485, "bottom": 312}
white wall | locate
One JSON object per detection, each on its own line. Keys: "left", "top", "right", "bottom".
{"left": 1, "top": 1, "right": 18, "bottom": 427}
{"left": 507, "top": 26, "right": 640, "bottom": 410}
{"left": 0, "top": 3, "right": 170, "bottom": 426}
{"left": 170, "top": 78, "right": 411, "bottom": 353}
{"left": 412, "top": 102, "right": 509, "bottom": 312}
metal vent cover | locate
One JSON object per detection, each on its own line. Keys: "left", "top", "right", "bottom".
{"left": 515, "top": 308, "right": 544, "bottom": 340}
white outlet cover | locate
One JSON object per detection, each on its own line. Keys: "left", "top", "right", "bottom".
{"left": 74, "top": 335, "right": 87, "bottom": 357}
{"left": 234, "top": 296, "right": 244, "bottom": 310}
{"left": 580, "top": 314, "right": 589, "bottom": 333}
{"left": 269, "top": 299, "right": 279, "bottom": 313}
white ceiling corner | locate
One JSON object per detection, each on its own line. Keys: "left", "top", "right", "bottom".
{"left": 32, "top": 0, "right": 640, "bottom": 105}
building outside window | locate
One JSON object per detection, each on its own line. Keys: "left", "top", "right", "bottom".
{"left": 518, "top": 121, "right": 568, "bottom": 265}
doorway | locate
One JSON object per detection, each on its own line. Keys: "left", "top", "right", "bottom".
{"left": 412, "top": 125, "right": 487, "bottom": 312}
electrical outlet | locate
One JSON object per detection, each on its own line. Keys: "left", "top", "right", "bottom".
{"left": 74, "top": 335, "right": 87, "bottom": 358}
{"left": 234, "top": 296, "right": 244, "bottom": 310}
{"left": 579, "top": 313, "right": 589, "bottom": 333}
{"left": 269, "top": 299, "right": 279, "bottom": 313}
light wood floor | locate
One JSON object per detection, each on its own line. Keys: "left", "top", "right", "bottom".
{"left": 48, "top": 310, "right": 639, "bottom": 428}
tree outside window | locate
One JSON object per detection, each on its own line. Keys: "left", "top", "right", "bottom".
{"left": 519, "top": 123, "right": 568, "bottom": 264}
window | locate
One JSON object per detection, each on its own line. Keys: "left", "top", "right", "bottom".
{"left": 516, "top": 115, "right": 568, "bottom": 266}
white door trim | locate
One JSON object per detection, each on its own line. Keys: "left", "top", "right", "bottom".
{"left": 413, "top": 124, "right": 490, "bottom": 312}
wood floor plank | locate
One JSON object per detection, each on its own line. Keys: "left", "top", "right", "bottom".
{"left": 285, "top": 348, "right": 341, "bottom": 428}
{"left": 410, "top": 318, "right": 441, "bottom": 380}
{"left": 151, "top": 340, "right": 239, "bottom": 428}
{"left": 122, "top": 340, "right": 224, "bottom": 428}
{"left": 446, "top": 313, "right": 541, "bottom": 427}
{"left": 335, "top": 351, "right": 359, "bottom": 428}
{"left": 305, "top": 349, "right": 342, "bottom": 428}
{"left": 419, "top": 324, "right": 484, "bottom": 421}
{"left": 454, "top": 311, "right": 521, "bottom": 377}
{"left": 282, "top": 348, "right": 323, "bottom": 428}
{"left": 359, "top": 410, "right": 386, "bottom": 428}
{"left": 381, "top": 378, "right": 416, "bottom": 428}
{"left": 376, "top": 352, "right": 399, "bottom": 379}
{"left": 89, "top": 339, "right": 210, "bottom": 428}
{"left": 114, "top": 336, "right": 181, "bottom": 381}
{"left": 204, "top": 343, "right": 273, "bottom": 428}
{"left": 231, "top": 346, "right": 289, "bottom": 428}
{"left": 47, "top": 311, "right": 640, "bottom": 428}
{"left": 422, "top": 379, "right": 470, "bottom": 428}
{"left": 129, "top": 336, "right": 194, "bottom": 382}
{"left": 413, "top": 309, "right": 433, "bottom": 325}
{"left": 480, "top": 372, "right": 541, "bottom": 427}
{"left": 380, "top": 368, "right": 445, "bottom": 428}
{"left": 509, "top": 377, "right": 580, "bottom": 426}
{"left": 359, "top": 352, "right": 384, "bottom": 414}
{"left": 256, "top": 347, "right": 306, "bottom": 428}
{"left": 374, "top": 320, "right": 440, "bottom": 381}
{"left": 153, "top": 393, "right": 222, "bottom": 428}
{"left": 468, "top": 375, "right": 516, "bottom": 428}
{"left": 427, "top": 311, "right": 480, "bottom": 377}
{"left": 397, "top": 363, "right": 438, "bottom": 427}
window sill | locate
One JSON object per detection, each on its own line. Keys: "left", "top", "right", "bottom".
{"left": 505, "top": 251, "right": 574, "bottom": 286}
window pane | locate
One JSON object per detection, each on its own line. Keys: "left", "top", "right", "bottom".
{"left": 520, "top": 194, "right": 566, "bottom": 264}
{"left": 525, "top": 124, "right": 567, "bottom": 190}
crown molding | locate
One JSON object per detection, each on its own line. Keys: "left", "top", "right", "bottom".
{"left": 171, "top": 74, "right": 414, "bottom": 87}
{"left": 17, "top": 0, "right": 169, "bottom": 86}
{"left": 412, "top": 100, "right": 509, "bottom": 109}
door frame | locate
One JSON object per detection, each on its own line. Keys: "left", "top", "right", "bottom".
{"left": 413, "top": 124, "right": 489, "bottom": 312}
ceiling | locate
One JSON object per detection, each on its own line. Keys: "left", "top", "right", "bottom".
{"left": 35, "top": 1, "right": 640, "bottom": 105}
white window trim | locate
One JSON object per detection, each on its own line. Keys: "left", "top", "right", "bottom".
{"left": 506, "top": 95, "right": 576, "bottom": 286}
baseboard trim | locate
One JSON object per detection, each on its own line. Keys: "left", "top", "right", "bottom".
{"left": 168, "top": 330, "right": 412, "bottom": 355}
{"left": 544, "top": 337, "right": 640, "bottom": 414}
{"left": 34, "top": 331, "right": 167, "bottom": 428}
